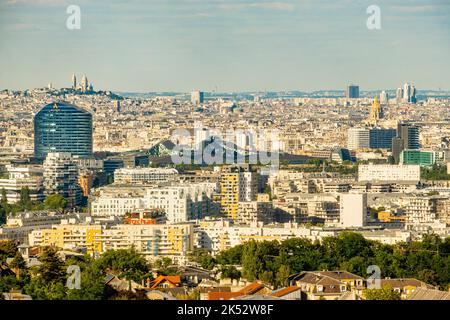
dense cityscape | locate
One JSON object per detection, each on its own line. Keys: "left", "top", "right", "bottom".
{"left": 1, "top": 76, "right": 450, "bottom": 301}
{"left": 1, "top": 0, "right": 450, "bottom": 309}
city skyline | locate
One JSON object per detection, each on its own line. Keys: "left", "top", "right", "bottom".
{"left": 2, "top": 0, "right": 450, "bottom": 305}
{"left": 1, "top": 0, "right": 450, "bottom": 92}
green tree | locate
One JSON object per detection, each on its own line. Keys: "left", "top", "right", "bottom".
{"left": 364, "top": 285, "right": 401, "bottom": 300}
{"left": 1, "top": 188, "right": 7, "bottom": 204}
{"left": 241, "top": 240, "right": 263, "bottom": 281}
{"left": 259, "top": 270, "right": 274, "bottom": 284}
{"left": 23, "top": 247, "right": 67, "bottom": 300}
{"left": 44, "top": 194, "right": 68, "bottom": 212}
{"left": 417, "top": 269, "right": 439, "bottom": 285}
{"left": 94, "top": 248, "right": 150, "bottom": 282}
{"left": 275, "top": 265, "right": 291, "bottom": 288}
{"left": 216, "top": 245, "right": 243, "bottom": 265}
{"left": 219, "top": 266, "right": 241, "bottom": 280}
{"left": 0, "top": 275, "right": 23, "bottom": 294}
{"left": 188, "top": 250, "right": 216, "bottom": 270}
{"left": 0, "top": 240, "right": 18, "bottom": 263}
{"left": 0, "top": 187, "right": 8, "bottom": 223}
{"left": 19, "top": 187, "right": 31, "bottom": 208}
{"left": 37, "top": 247, "right": 67, "bottom": 283}
{"left": 339, "top": 256, "right": 369, "bottom": 276}
{"left": 0, "top": 206, "right": 6, "bottom": 225}
{"left": 9, "top": 251, "right": 28, "bottom": 272}
{"left": 66, "top": 264, "right": 107, "bottom": 300}
{"left": 24, "top": 277, "right": 67, "bottom": 300}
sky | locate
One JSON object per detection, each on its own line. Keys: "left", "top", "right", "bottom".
{"left": 0, "top": 0, "right": 449, "bottom": 92}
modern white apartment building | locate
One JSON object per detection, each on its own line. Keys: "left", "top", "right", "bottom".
{"left": 0, "top": 165, "right": 44, "bottom": 203}
{"left": 340, "top": 193, "right": 367, "bottom": 228}
{"left": 358, "top": 230, "right": 411, "bottom": 245}
{"left": 347, "top": 128, "right": 370, "bottom": 150}
{"left": 194, "top": 220, "right": 338, "bottom": 254}
{"left": 237, "top": 201, "right": 273, "bottom": 225}
{"left": 404, "top": 196, "right": 442, "bottom": 224}
{"left": 144, "top": 182, "right": 217, "bottom": 223}
{"left": 91, "top": 195, "right": 145, "bottom": 217}
{"left": 43, "top": 152, "right": 81, "bottom": 207}
{"left": 358, "top": 164, "right": 420, "bottom": 182}
{"left": 279, "top": 193, "right": 340, "bottom": 224}
{"left": 28, "top": 223, "right": 103, "bottom": 254}
{"left": 97, "top": 223, "right": 194, "bottom": 263}
{"left": 90, "top": 182, "right": 217, "bottom": 223}
{"left": 29, "top": 222, "right": 194, "bottom": 264}
{"left": 0, "top": 211, "right": 78, "bottom": 244}
{"left": 114, "top": 167, "right": 178, "bottom": 184}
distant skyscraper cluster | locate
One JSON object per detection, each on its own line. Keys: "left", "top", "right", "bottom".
{"left": 191, "top": 90, "right": 205, "bottom": 105}
{"left": 396, "top": 82, "right": 417, "bottom": 104}
{"left": 379, "top": 91, "right": 389, "bottom": 105}
{"left": 346, "top": 85, "right": 359, "bottom": 99}
{"left": 72, "top": 73, "right": 94, "bottom": 93}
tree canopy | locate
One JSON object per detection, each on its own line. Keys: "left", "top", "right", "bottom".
{"left": 364, "top": 285, "right": 401, "bottom": 300}
{"left": 211, "top": 232, "right": 450, "bottom": 290}
{"left": 93, "top": 248, "right": 151, "bottom": 282}
{"left": 44, "top": 194, "right": 68, "bottom": 212}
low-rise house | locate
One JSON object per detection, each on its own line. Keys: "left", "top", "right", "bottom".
{"left": 105, "top": 274, "right": 144, "bottom": 293}
{"left": 208, "top": 281, "right": 271, "bottom": 300}
{"left": 406, "top": 287, "right": 450, "bottom": 300}
{"left": 289, "top": 271, "right": 365, "bottom": 300}
{"left": 270, "top": 286, "right": 305, "bottom": 300}
{"left": 380, "top": 278, "right": 436, "bottom": 299}
{"left": 179, "top": 266, "right": 215, "bottom": 286}
{"left": 148, "top": 275, "right": 181, "bottom": 289}
{"left": 319, "top": 271, "right": 365, "bottom": 296}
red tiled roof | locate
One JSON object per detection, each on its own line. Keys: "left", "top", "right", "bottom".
{"left": 271, "top": 286, "right": 301, "bottom": 298}
{"left": 208, "top": 281, "right": 266, "bottom": 300}
{"left": 238, "top": 282, "right": 265, "bottom": 295}
{"left": 148, "top": 275, "right": 181, "bottom": 289}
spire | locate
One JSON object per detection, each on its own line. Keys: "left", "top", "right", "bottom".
{"left": 368, "top": 96, "right": 382, "bottom": 125}
{"left": 71, "top": 73, "right": 77, "bottom": 89}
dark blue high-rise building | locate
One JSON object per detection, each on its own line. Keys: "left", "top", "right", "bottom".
{"left": 369, "top": 128, "right": 397, "bottom": 150}
{"left": 391, "top": 123, "right": 420, "bottom": 163}
{"left": 346, "top": 85, "right": 359, "bottom": 99}
{"left": 34, "top": 102, "right": 93, "bottom": 159}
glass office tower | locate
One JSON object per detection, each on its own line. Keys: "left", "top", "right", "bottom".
{"left": 369, "top": 128, "right": 397, "bottom": 150}
{"left": 34, "top": 102, "right": 93, "bottom": 159}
